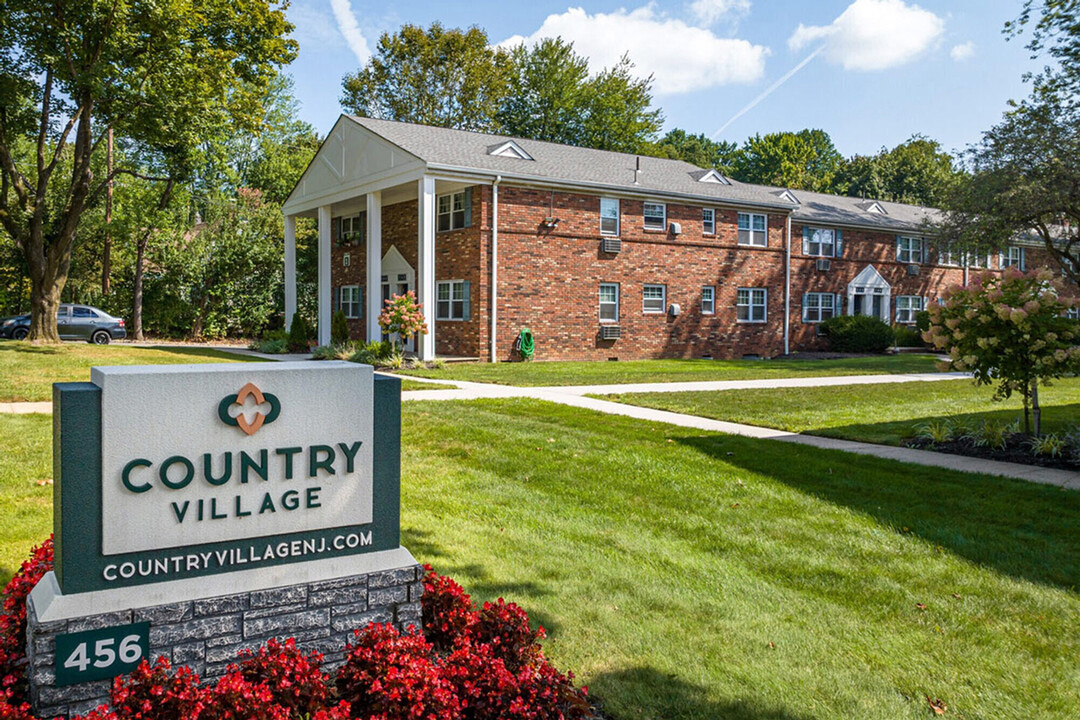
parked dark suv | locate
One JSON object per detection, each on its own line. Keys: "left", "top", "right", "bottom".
{"left": 0, "top": 304, "right": 126, "bottom": 343}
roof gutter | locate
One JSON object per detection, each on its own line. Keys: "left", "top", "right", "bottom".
{"left": 425, "top": 163, "right": 797, "bottom": 214}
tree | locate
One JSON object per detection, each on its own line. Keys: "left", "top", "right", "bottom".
{"left": 577, "top": 55, "right": 663, "bottom": 154}
{"left": 1006, "top": 0, "right": 1080, "bottom": 103}
{"left": 732, "top": 130, "right": 842, "bottom": 191}
{"left": 341, "top": 23, "right": 509, "bottom": 131}
{"left": 651, "top": 129, "right": 739, "bottom": 174}
{"left": 496, "top": 38, "right": 590, "bottom": 145}
{"left": 837, "top": 135, "right": 960, "bottom": 206}
{"left": 378, "top": 291, "right": 428, "bottom": 353}
{"left": 923, "top": 268, "right": 1080, "bottom": 435}
{"left": 0, "top": 0, "right": 296, "bottom": 342}
{"left": 935, "top": 95, "right": 1080, "bottom": 282}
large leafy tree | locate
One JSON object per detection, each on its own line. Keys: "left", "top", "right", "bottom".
{"left": 496, "top": 38, "right": 590, "bottom": 145}
{"left": 341, "top": 23, "right": 509, "bottom": 131}
{"left": 577, "top": 55, "right": 663, "bottom": 154}
{"left": 732, "top": 129, "right": 843, "bottom": 192}
{"left": 0, "top": 0, "right": 296, "bottom": 342}
{"left": 837, "top": 135, "right": 960, "bottom": 206}
{"left": 651, "top": 129, "right": 739, "bottom": 174}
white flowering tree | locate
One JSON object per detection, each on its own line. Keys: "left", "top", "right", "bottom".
{"left": 924, "top": 268, "right": 1080, "bottom": 435}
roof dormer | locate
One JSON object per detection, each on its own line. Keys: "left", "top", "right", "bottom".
{"left": 488, "top": 140, "right": 533, "bottom": 160}
{"left": 691, "top": 168, "right": 731, "bottom": 185}
{"left": 858, "top": 200, "right": 887, "bottom": 215}
{"left": 775, "top": 189, "right": 799, "bottom": 204}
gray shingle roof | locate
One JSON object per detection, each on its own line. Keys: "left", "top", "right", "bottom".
{"left": 347, "top": 116, "right": 941, "bottom": 234}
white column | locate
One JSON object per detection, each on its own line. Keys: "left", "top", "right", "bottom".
{"left": 317, "top": 205, "right": 332, "bottom": 347}
{"left": 284, "top": 214, "right": 297, "bottom": 331}
{"left": 366, "top": 191, "right": 383, "bottom": 342}
{"left": 417, "top": 176, "right": 436, "bottom": 361}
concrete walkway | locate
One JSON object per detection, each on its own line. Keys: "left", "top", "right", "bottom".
{"left": 400, "top": 374, "right": 1080, "bottom": 490}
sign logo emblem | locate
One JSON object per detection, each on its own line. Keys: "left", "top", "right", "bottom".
{"left": 218, "top": 383, "right": 281, "bottom": 436}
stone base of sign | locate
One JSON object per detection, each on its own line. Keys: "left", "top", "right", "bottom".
{"left": 26, "top": 552, "right": 423, "bottom": 719}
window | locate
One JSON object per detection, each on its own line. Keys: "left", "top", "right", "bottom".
{"left": 437, "top": 190, "right": 469, "bottom": 232}
{"left": 803, "top": 293, "right": 835, "bottom": 323}
{"left": 436, "top": 280, "right": 468, "bottom": 320}
{"left": 805, "top": 227, "right": 835, "bottom": 257}
{"left": 738, "top": 213, "right": 767, "bottom": 246}
{"left": 701, "top": 286, "right": 715, "bottom": 315}
{"left": 897, "top": 236, "right": 924, "bottom": 263}
{"left": 1002, "top": 246, "right": 1026, "bottom": 270}
{"left": 702, "top": 208, "right": 715, "bottom": 235}
{"left": 896, "top": 295, "right": 924, "bottom": 324}
{"left": 1067, "top": 308, "right": 1079, "bottom": 321}
{"left": 938, "top": 245, "right": 960, "bottom": 266}
{"left": 339, "top": 213, "right": 366, "bottom": 243}
{"left": 643, "top": 202, "right": 666, "bottom": 231}
{"left": 737, "top": 288, "right": 767, "bottom": 323}
{"left": 340, "top": 285, "right": 361, "bottom": 319}
{"left": 966, "top": 251, "right": 992, "bottom": 269}
{"left": 600, "top": 197, "right": 620, "bottom": 236}
{"left": 599, "top": 283, "right": 619, "bottom": 322}
{"left": 643, "top": 284, "right": 666, "bottom": 314}
{"left": 72, "top": 307, "right": 98, "bottom": 318}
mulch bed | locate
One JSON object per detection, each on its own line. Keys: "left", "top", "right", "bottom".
{"left": 907, "top": 436, "right": 1080, "bottom": 471}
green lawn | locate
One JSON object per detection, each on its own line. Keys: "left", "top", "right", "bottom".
{"left": 399, "top": 378, "right": 454, "bottom": 392}
{"left": 0, "top": 342, "right": 263, "bottom": 402}
{"left": 4, "top": 400, "right": 1077, "bottom": 719}
{"left": 399, "top": 354, "right": 945, "bottom": 387}
{"left": 599, "top": 377, "right": 1080, "bottom": 445}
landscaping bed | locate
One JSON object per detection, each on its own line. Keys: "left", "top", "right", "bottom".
{"left": 907, "top": 434, "right": 1080, "bottom": 470}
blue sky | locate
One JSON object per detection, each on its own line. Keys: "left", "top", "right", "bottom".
{"left": 284, "top": 0, "right": 1043, "bottom": 158}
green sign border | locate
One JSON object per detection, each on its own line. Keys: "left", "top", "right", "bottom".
{"left": 53, "top": 374, "right": 401, "bottom": 595}
{"left": 54, "top": 621, "right": 150, "bottom": 687}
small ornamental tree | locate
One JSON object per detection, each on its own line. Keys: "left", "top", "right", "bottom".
{"left": 379, "top": 291, "right": 428, "bottom": 353}
{"left": 924, "top": 268, "right": 1080, "bottom": 435}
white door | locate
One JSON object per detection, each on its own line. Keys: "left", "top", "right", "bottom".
{"left": 380, "top": 247, "right": 416, "bottom": 352}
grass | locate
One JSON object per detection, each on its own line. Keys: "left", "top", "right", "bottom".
{"left": 599, "top": 377, "right": 1080, "bottom": 444}
{"left": 398, "top": 354, "right": 946, "bottom": 387}
{"left": 4, "top": 400, "right": 1077, "bottom": 718}
{"left": 0, "top": 341, "right": 263, "bottom": 402}
{"left": 399, "top": 378, "right": 454, "bottom": 392}
{"left": 0, "top": 415, "right": 52, "bottom": 581}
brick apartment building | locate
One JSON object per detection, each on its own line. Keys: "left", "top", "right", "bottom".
{"left": 281, "top": 116, "right": 1055, "bottom": 362}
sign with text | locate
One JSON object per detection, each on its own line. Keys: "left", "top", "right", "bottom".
{"left": 54, "top": 622, "right": 150, "bottom": 687}
{"left": 53, "top": 362, "right": 402, "bottom": 594}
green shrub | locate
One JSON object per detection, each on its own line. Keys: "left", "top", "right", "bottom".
{"left": 914, "top": 310, "right": 931, "bottom": 333}
{"left": 331, "top": 310, "right": 350, "bottom": 345}
{"left": 348, "top": 340, "right": 395, "bottom": 366}
{"left": 1027, "top": 433, "right": 1067, "bottom": 458}
{"left": 253, "top": 338, "right": 288, "bottom": 354}
{"left": 287, "top": 313, "right": 312, "bottom": 353}
{"left": 892, "top": 325, "right": 924, "bottom": 348}
{"left": 820, "top": 315, "right": 895, "bottom": 353}
{"left": 914, "top": 419, "right": 954, "bottom": 444}
{"left": 971, "top": 420, "right": 1017, "bottom": 450}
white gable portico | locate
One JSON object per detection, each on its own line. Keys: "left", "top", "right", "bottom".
{"left": 282, "top": 116, "right": 441, "bottom": 358}
{"left": 847, "top": 265, "right": 892, "bottom": 323}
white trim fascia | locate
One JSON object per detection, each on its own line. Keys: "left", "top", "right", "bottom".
{"left": 284, "top": 165, "right": 427, "bottom": 216}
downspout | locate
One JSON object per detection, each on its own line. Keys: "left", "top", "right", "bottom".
{"left": 784, "top": 213, "right": 792, "bottom": 356}
{"left": 490, "top": 175, "right": 502, "bottom": 363}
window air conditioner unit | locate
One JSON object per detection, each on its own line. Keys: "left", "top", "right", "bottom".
{"left": 907, "top": 263, "right": 920, "bottom": 276}
{"left": 601, "top": 237, "right": 622, "bottom": 254}
{"left": 815, "top": 258, "right": 831, "bottom": 271}
{"left": 600, "top": 325, "right": 621, "bottom": 340}
{"left": 669, "top": 222, "right": 682, "bottom": 235}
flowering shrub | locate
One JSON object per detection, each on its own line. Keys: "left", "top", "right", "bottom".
{"left": 378, "top": 292, "right": 428, "bottom": 352}
{"left": 336, "top": 623, "right": 460, "bottom": 720}
{"left": 110, "top": 657, "right": 209, "bottom": 720}
{"left": 925, "top": 268, "right": 1080, "bottom": 434}
{"left": 0, "top": 544, "right": 589, "bottom": 720}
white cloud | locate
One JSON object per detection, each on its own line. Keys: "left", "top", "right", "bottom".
{"left": 500, "top": 6, "right": 768, "bottom": 95}
{"left": 950, "top": 41, "right": 975, "bottom": 62}
{"left": 788, "top": 0, "right": 944, "bottom": 71}
{"left": 289, "top": 4, "right": 345, "bottom": 51}
{"left": 329, "top": 0, "right": 372, "bottom": 64}
{"left": 689, "top": 0, "right": 751, "bottom": 26}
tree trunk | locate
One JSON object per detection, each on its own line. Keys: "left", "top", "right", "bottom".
{"left": 1022, "top": 391, "right": 1031, "bottom": 436}
{"left": 102, "top": 127, "right": 113, "bottom": 295}
{"left": 28, "top": 281, "right": 62, "bottom": 343}
{"left": 1032, "top": 379, "right": 1042, "bottom": 437}
{"left": 132, "top": 235, "right": 146, "bottom": 341}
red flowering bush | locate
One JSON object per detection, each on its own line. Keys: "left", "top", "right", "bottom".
{"left": 0, "top": 542, "right": 590, "bottom": 720}
{"left": 336, "top": 623, "right": 460, "bottom": 720}
{"left": 110, "top": 657, "right": 209, "bottom": 720}
{"left": 235, "top": 637, "right": 340, "bottom": 718}
{"left": 420, "top": 566, "right": 475, "bottom": 652}
{"left": 377, "top": 292, "right": 428, "bottom": 352}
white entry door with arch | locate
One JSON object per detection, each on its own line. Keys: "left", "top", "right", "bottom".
{"left": 846, "top": 265, "right": 891, "bottom": 323}
{"left": 380, "top": 245, "right": 416, "bottom": 352}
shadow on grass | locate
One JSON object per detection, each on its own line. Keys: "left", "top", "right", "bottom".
{"left": 0, "top": 342, "right": 63, "bottom": 356}
{"left": 678, "top": 435, "right": 1080, "bottom": 593}
{"left": 590, "top": 666, "right": 816, "bottom": 720}
{"left": 810, "top": 403, "right": 1080, "bottom": 446}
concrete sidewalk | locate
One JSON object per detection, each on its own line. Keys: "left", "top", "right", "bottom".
{"left": 400, "top": 374, "right": 1080, "bottom": 490}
